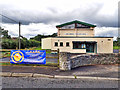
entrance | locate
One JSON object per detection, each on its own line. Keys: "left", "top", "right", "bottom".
{"left": 86, "top": 43, "right": 94, "bottom": 53}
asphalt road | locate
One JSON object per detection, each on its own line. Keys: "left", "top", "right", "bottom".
{"left": 0, "top": 58, "right": 9, "bottom": 62}
{"left": 2, "top": 77, "right": 119, "bottom": 88}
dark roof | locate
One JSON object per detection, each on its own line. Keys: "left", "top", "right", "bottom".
{"left": 56, "top": 20, "right": 96, "bottom": 28}
{"left": 54, "top": 36, "right": 113, "bottom": 38}
{"left": 72, "top": 41, "right": 97, "bottom": 43}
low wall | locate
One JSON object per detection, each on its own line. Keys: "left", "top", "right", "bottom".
{"left": 71, "top": 53, "right": 119, "bottom": 69}
{"left": 59, "top": 52, "right": 119, "bottom": 70}
{"left": 59, "top": 52, "right": 71, "bottom": 70}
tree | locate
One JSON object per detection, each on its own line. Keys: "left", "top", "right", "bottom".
{"left": 30, "top": 33, "right": 57, "bottom": 41}
{"left": 113, "top": 37, "right": 120, "bottom": 46}
{"left": 117, "top": 37, "right": 120, "bottom": 43}
{"left": 0, "top": 27, "right": 11, "bottom": 39}
{"left": 51, "top": 33, "right": 57, "bottom": 37}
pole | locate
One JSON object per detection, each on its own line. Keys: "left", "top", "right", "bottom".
{"left": 0, "top": 14, "right": 22, "bottom": 49}
{"left": 19, "top": 22, "right": 21, "bottom": 49}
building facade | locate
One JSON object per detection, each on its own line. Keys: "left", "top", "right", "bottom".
{"left": 42, "top": 20, "right": 113, "bottom": 53}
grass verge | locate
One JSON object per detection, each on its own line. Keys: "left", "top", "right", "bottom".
{"left": 113, "top": 46, "right": 120, "bottom": 49}
{"left": 0, "top": 62, "right": 58, "bottom": 67}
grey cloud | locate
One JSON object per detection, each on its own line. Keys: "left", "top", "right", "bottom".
{"left": 95, "top": 30, "right": 118, "bottom": 37}
{"left": 1, "top": 3, "right": 117, "bottom": 27}
{"left": 9, "top": 31, "right": 18, "bottom": 36}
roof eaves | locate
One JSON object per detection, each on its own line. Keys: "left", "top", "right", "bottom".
{"left": 56, "top": 20, "right": 96, "bottom": 28}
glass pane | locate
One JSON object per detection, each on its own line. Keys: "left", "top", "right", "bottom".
{"left": 73, "top": 42, "right": 86, "bottom": 49}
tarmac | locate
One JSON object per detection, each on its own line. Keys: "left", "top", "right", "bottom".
{"left": 1, "top": 64, "right": 120, "bottom": 80}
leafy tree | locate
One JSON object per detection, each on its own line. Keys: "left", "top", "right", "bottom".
{"left": 30, "top": 33, "right": 57, "bottom": 41}
{"left": 1, "top": 39, "right": 17, "bottom": 49}
{"left": 51, "top": 33, "right": 57, "bottom": 37}
{"left": 0, "top": 27, "right": 11, "bottom": 39}
{"left": 113, "top": 37, "right": 120, "bottom": 46}
{"left": 1, "top": 27, "right": 56, "bottom": 49}
{"left": 29, "top": 39, "right": 40, "bottom": 47}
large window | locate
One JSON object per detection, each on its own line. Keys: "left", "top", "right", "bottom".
{"left": 73, "top": 42, "right": 86, "bottom": 49}
{"left": 61, "top": 24, "right": 75, "bottom": 29}
{"left": 60, "top": 42, "right": 63, "bottom": 47}
{"left": 54, "top": 42, "right": 58, "bottom": 47}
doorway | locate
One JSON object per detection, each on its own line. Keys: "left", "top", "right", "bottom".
{"left": 86, "top": 43, "right": 95, "bottom": 53}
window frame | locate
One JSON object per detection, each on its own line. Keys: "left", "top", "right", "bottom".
{"left": 60, "top": 42, "right": 63, "bottom": 47}
{"left": 66, "top": 42, "right": 70, "bottom": 47}
{"left": 73, "top": 42, "right": 86, "bottom": 49}
{"left": 108, "top": 39, "right": 111, "bottom": 41}
{"left": 54, "top": 42, "right": 58, "bottom": 47}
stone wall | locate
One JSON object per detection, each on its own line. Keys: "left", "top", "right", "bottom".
{"left": 70, "top": 53, "right": 119, "bottom": 69}
{"left": 59, "top": 52, "right": 119, "bottom": 70}
{"left": 59, "top": 52, "right": 71, "bottom": 70}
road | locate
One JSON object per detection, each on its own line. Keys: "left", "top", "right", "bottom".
{"left": 2, "top": 77, "right": 119, "bottom": 88}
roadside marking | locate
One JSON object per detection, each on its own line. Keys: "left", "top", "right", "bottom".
{"left": 1, "top": 72, "right": 119, "bottom": 81}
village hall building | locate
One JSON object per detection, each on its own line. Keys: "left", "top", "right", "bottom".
{"left": 42, "top": 20, "right": 113, "bottom": 53}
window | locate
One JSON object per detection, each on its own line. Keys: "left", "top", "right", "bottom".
{"left": 61, "top": 24, "right": 75, "bottom": 29}
{"left": 76, "top": 33, "right": 87, "bottom": 35}
{"left": 65, "top": 33, "right": 74, "bottom": 35}
{"left": 54, "top": 42, "right": 58, "bottom": 46}
{"left": 108, "top": 39, "right": 111, "bottom": 41}
{"left": 60, "top": 42, "right": 63, "bottom": 47}
{"left": 76, "top": 23, "right": 89, "bottom": 28}
{"left": 66, "top": 42, "right": 69, "bottom": 47}
{"left": 73, "top": 42, "right": 86, "bottom": 49}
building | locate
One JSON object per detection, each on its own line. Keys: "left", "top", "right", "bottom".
{"left": 42, "top": 20, "right": 113, "bottom": 53}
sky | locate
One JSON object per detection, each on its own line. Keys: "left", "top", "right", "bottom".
{"left": 0, "top": 0, "right": 119, "bottom": 40}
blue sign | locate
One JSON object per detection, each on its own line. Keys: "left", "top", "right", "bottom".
{"left": 10, "top": 50, "right": 46, "bottom": 64}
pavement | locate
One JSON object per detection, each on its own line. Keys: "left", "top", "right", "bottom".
{"left": 1, "top": 64, "right": 119, "bottom": 80}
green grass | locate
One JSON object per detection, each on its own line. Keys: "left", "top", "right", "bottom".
{"left": 0, "top": 62, "right": 58, "bottom": 67}
{"left": 34, "top": 47, "right": 42, "bottom": 50}
{"left": 1, "top": 51, "right": 11, "bottom": 58}
{"left": 113, "top": 46, "right": 120, "bottom": 49}
{"left": 34, "top": 47, "right": 51, "bottom": 54}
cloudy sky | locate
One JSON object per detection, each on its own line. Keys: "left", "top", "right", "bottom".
{"left": 0, "top": 0, "right": 119, "bottom": 40}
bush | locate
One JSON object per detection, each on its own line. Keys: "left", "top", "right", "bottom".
{"left": 1, "top": 38, "right": 41, "bottom": 49}
{"left": 1, "top": 39, "right": 17, "bottom": 49}
{"left": 29, "top": 39, "right": 40, "bottom": 47}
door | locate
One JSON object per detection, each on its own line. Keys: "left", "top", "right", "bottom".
{"left": 86, "top": 43, "right": 94, "bottom": 53}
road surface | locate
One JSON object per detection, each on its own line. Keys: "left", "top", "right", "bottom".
{"left": 2, "top": 77, "right": 119, "bottom": 88}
